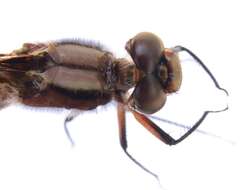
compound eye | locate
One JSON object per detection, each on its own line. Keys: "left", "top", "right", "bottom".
{"left": 132, "top": 75, "right": 166, "bottom": 114}
{"left": 125, "top": 32, "right": 164, "bottom": 74}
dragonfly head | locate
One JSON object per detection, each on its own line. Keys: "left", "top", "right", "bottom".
{"left": 125, "top": 32, "right": 182, "bottom": 114}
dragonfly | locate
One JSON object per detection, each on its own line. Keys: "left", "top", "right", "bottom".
{"left": 0, "top": 32, "right": 228, "bottom": 183}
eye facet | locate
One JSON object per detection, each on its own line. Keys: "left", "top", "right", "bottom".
{"left": 131, "top": 75, "right": 166, "bottom": 114}
{"left": 125, "top": 32, "right": 164, "bottom": 74}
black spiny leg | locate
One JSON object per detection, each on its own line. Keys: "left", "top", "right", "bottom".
{"left": 173, "top": 45, "right": 229, "bottom": 96}
{"left": 117, "top": 103, "right": 161, "bottom": 184}
{"left": 131, "top": 108, "right": 228, "bottom": 146}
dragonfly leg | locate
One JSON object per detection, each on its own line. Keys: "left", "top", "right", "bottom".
{"left": 131, "top": 109, "right": 227, "bottom": 145}
{"left": 64, "top": 109, "right": 81, "bottom": 146}
{"left": 117, "top": 103, "right": 160, "bottom": 182}
{"left": 172, "top": 45, "right": 228, "bottom": 96}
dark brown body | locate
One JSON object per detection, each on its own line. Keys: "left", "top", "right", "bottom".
{"left": 0, "top": 33, "right": 182, "bottom": 112}
{"left": 0, "top": 32, "right": 228, "bottom": 182}
{"left": 0, "top": 41, "right": 136, "bottom": 110}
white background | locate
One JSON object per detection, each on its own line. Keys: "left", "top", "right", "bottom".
{"left": 0, "top": 1, "right": 242, "bottom": 190}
